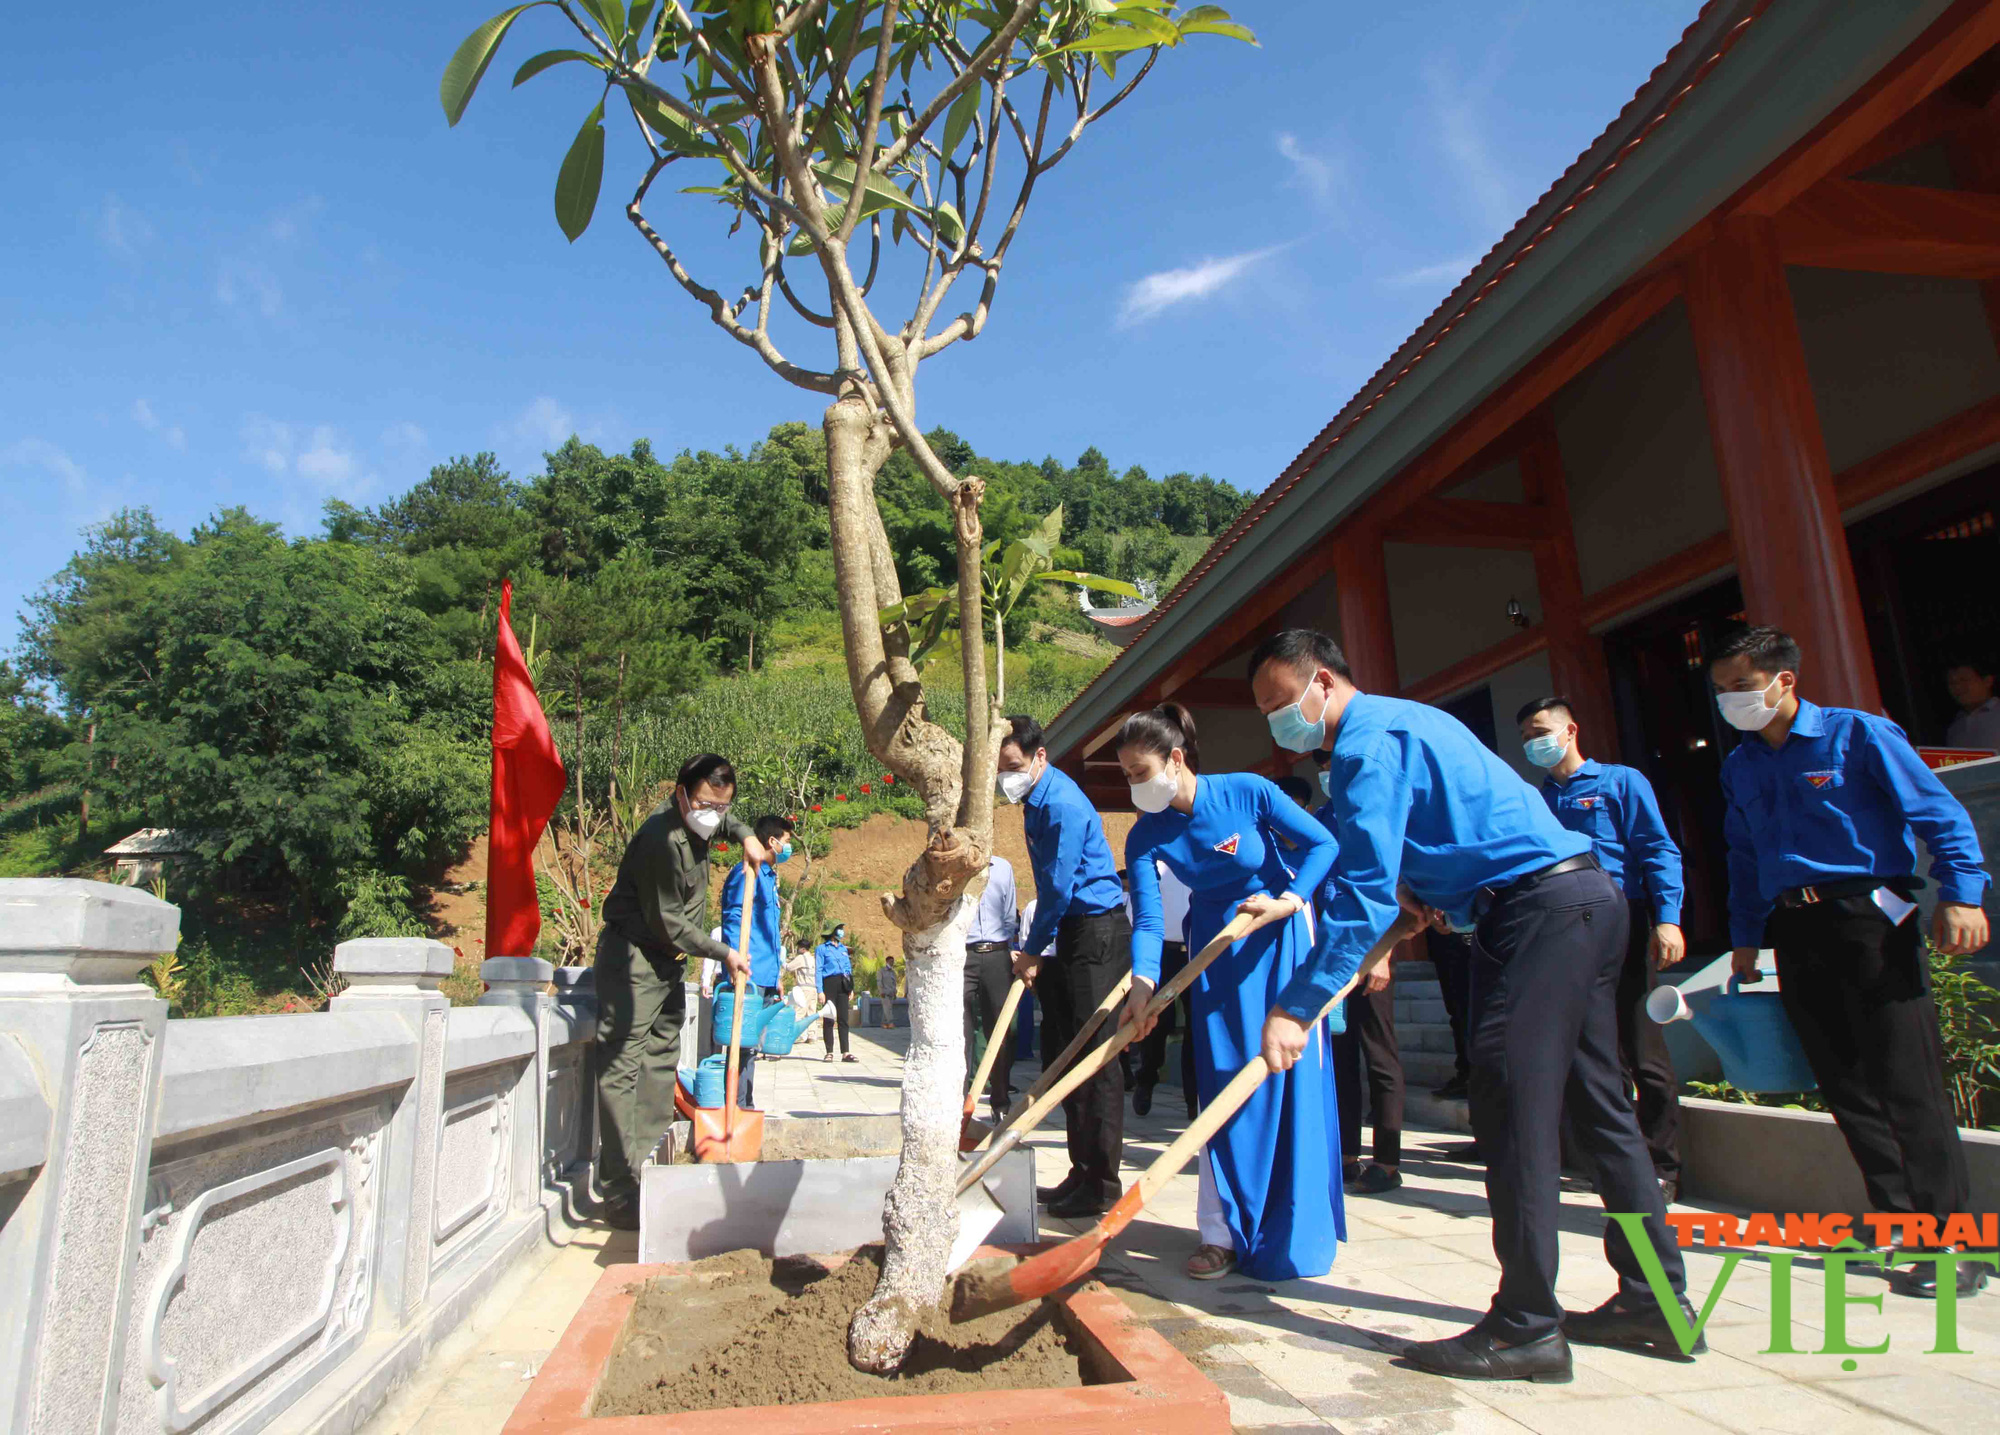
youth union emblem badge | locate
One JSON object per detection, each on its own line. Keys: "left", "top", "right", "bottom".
{"left": 1213, "top": 834, "right": 1241, "bottom": 856}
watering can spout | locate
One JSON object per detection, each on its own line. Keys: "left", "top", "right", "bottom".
{"left": 1649, "top": 972, "right": 1815, "bottom": 1094}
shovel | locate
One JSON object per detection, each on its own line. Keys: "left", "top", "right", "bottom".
{"left": 949, "top": 970, "right": 1134, "bottom": 1271}
{"left": 959, "top": 976, "right": 1028, "bottom": 1150}
{"left": 950, "top": 911, "right": 1421, "bottom": 1321}
{"left": 955, "top": 902, "right": 1293, "bottom": 1199}
{"left": 692, "top": 872, "right": 763, "bottom": 1163}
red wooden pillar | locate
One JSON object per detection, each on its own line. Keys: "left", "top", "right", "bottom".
{"left": 1683, "top": 217, "right": 1883, "bottom": 712}
{"left": 1517, "top": 409, "right": 1620, "bottom": 757}
{"left": 1332, "top": 527, "right": 1400, "bottom": 693}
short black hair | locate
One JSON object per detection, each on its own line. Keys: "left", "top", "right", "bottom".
{"left": 1275, "top": 774, "right": 1315, "bottom": 807}
{"left": 1710, "top": 625, "right": 1802, "bottom": 678}
{"left": 1246, "top": 628, "right": 1353, "bottom": 684}
{"left": 1002, "top": 713, "right": 1045, "bottom": 757}
{"left": 1946, "top": 653, "right": 1996, "bottom": 679}
{"left": 754, "top": 814, "right": 795, "bottom": 844}
{"left": 1515, "top": 696, "right": 1575, "bottom": 727}
{"left": 677, "top": 753, "right": 737, "bottom": 793}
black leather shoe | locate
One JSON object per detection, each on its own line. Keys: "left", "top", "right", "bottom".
{"left": 1899, "top": 1253, "right": 1992, "bottom": 1300}
{"left": 1563, "top": 1293, "right": 1705, "bottom": 1357}
{"left": 1133, "top": 1083, "right": 1154, "bottom": 1116}
{"left": 1046, "top": 1180, "right": 1117, "bottom": 1219}
{"left": 1036, "top": 1171, "right": 1083, "bottom": 1204}
{"left": 599, "top": 1196, "right": 642, "bottom": 1231}
{"left": 1431, "top": 1076, "right": 1470, "bottom": 1100}
{"left": 1346, "top": 1164, "right": 1403, "bottom": 1196}
{"left": 1402, "top": 1327, "right": 1572, "bottom": 1383}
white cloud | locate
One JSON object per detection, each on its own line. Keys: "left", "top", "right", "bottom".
{"left": 240, "top": 415, "right": 295, "bottom": 475}
{"left": 382, "top": 421, "right": 427, "bottom": 451}
{"left": 267, "top": 194, "right": 325, "bottom": 244}
{"left": 2, "top": 438, "right": 88, "bottom": 496}
{"left": 1118, "top": 246, "right": 1282, "bottom": 327}
{"left": 509, "top": 396, "right": 577, "bottom": 448}
{"left": 216, "top": 262, "right": 283, "bottom": 319}
{"left": 1384, "top": 254, "right": 1481, "bottom": 289}
{"left": 1276, "top": 132, "right": 1338, "bottom": 210}
{"left": 1425, "top": 59, "right": 1520, "bottom": 235}
{"left": 131, "top": 398, "right": 186, "bottom": 450}
{"left": 99, "top": 194, "right": 154, "bottom": 259}
{"left": 296, "top": 427, "right": 357, "bottom": 483}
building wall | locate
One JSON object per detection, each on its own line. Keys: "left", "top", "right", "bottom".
{"left": 1383, "top": 542, "right": 1540, "bottom": 687}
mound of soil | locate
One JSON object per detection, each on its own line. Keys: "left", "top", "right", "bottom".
{"left": 595, "top": 1246, "right": 1089, "bottom": 1416}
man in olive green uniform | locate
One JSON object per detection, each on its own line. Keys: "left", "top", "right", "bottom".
{"left": 594, "top": 752, "right": 769, "bottom": 1227}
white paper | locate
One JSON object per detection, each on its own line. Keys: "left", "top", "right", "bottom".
{"left": 1872, "top": 887, "right": 1917, "bottom": 926}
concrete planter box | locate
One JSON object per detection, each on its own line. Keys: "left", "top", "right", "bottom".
{"left": 503, "top": 1250, "right": 1231, "bottom": 1433}
{"left": 1680, "top": 1097, "right": 2000, "bottom": 1214}
{"left": 638, "top": 1114, "right": 1038, "bottom": 1264}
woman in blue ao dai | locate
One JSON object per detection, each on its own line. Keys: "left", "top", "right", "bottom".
{"left": 1116, "top": 703, "right": 1344, "bottom": 1283}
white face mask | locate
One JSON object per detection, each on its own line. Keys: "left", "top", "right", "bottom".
{"left": 1717, "top": 676, "right": 1784, "bottom": 732}
{"left": 997, "top": 768, "right": 1035, "bottom": 804}
{"left": 1129, "top": 762, "right": 1180, "bottom": 814}
{"left": 684, "top": 805, "right": 726, "bottom": 838}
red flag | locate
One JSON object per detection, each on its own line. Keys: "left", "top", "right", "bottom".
{"left": 486, "top": 581, "right": 566, "bottom": 958}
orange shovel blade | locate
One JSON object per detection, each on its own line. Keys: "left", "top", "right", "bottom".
{"left": 692, "top": 1105, "right": 764, "bottom": 1163}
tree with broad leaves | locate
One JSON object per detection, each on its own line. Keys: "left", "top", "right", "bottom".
{"left": 441, "top": 0, "right": 1253, "bottom": 1372}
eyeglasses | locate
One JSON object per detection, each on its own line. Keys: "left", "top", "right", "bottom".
{"left": 690, "top": 800, "right": 732, "bottom": 815}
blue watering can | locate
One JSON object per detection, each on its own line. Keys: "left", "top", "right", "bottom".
{"left": 1648, "top": 975, "right": 1817, "bottom": 1094}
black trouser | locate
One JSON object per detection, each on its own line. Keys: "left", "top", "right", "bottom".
{"left": 964, "top": 941, "right": 1016, "bottom": 1114}
{"left": 821, "top": 972, "right": 852, "bottom": 1054}
{"left": 1772, "top": 895, "right": 1969, "bottom": 1228}
{"left": 1616, "top": 900, "right": 1681, "bottom": 1179}
{"left": 1429, "top": 929, "right": 1474, "bottom": 1085}
{"left": 1135, "top": 941, "right": 1198, "bottom": 1115}
{"left": 1034, "top": 908, "right": 1131, "bottom": 1191}
{"left": 1468, "top": 862, "right": 1684, "bottom": 1342}
{"left": 1336, "top": 979, "right": 1404, "bottom": 1168}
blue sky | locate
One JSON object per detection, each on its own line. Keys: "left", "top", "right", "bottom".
{"left": 0, "top": 1, "right": 1701, "bottom": 646}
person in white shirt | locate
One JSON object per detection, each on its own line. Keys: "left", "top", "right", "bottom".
{"left": 1945, "top": 656, "right": 2000, "bottom": 750}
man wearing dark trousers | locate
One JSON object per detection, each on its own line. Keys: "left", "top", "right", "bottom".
{"left": 963, "top": 853, "right": 1020, "bottom": 1118}
{"left": 1249, "top": 629, "right": 1689, "bottom": 1383}
{"left": 1713, "top": 625, "right": 1992, "bottom": 1300}
{"left": 999, "top": 714, "right": 1132, "bottom": 1219}
{"left": 1129, "top": 857, "right": 1196, "bottom": 1118}
{"left": 1427, "top": 929, "right": 1475, "bottom": 1102}
{"left": 1519, "top": 697, "right": 1686, "bottom": 1202}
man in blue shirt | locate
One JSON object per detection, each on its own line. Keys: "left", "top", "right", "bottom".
{"left": 1713, "top": 626, "right": 1991, "bottom": 1300}
{"left": 964, "top": 853, "right": 1021, "bottom": 1118}
{"left": 814, "top": 924, "right": 856, "bottom": 1063}
{"left": 718, "top": 814, "right": 794, "bottom": 1108}
{"left": 999, "top": 713, "right": 1132, "bottom": 1218}
{"left": 1249, "top": 630, "right": 1689, "bottom": 1383}
{"left": 1518, "top": 698, "right": 1686, "bottom": 1198}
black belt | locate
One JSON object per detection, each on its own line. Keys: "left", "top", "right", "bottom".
{"left": 1058, "top": 905, "right": 1125, "bottom": 928}
{"left": 1478, "top": 852, "right": 1599, "bottom": 910}
{"left": 966, "top": 940, "right": 1009, "bottom": 953}
{"left": 1778, "top": 875, "right": 1921, "bottom": 908}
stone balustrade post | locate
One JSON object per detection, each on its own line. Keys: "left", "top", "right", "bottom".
{"left": 478, "top": 956, "right": 553, "bottom": 1219}
{"left": 331, "top": 937, "right": 453, "bottom": 1327}
{"left": 0, "top": 878, "right": 177, "bottom": 1435}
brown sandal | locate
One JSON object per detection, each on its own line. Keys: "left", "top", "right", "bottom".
{"left": 1186, "top": 1244, "right": 1237, "bottom": 1280}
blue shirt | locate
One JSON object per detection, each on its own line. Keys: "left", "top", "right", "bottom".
{"left": 1720, "top": 700, "right": 1990, "bottom": 947}
{"left": 1539, "top": 760, "right": 1685, "bottom": 926}
{"left": 967, "top": 855, "right": 1020, "bottom": 946}
{"left": 1285, "top": 693, "right": 1590, "bottom": 1017}
{"left": 1020, "top": 764, "right": 1124, "bottom": 956}
{"left": 719, "top": 861, "right": 783, "bottom": 988}
{"left": 814, "top": 940, "right": 852, "bottom": 985}
{"left": 1127, "top": 773, "right": 1337, "bottom": 984}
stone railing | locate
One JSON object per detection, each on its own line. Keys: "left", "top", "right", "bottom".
{"left": 0, "top": 879, "right": 601, "bottom": 1435}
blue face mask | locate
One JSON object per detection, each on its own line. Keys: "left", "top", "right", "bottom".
{"left": 1523, "top": 733, "right": 1568, "bottom": 769}
{"left": 1317, "top": 768, "right": 1331, "bottom": 798}
{"left": 1267, "top": 680, "right": 1328, "bottom": 753}
{"left": 772, "top": 843, "right": 792, "bottom": 864}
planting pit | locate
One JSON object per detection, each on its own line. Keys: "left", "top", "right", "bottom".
{"left": 507, "top": 1244, "right": 1231, "bottom": 1433}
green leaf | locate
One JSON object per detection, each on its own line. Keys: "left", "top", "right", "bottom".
{"left": 1046, "top": 571, "right": 1144, "bottom": 599}
{"left": 628, "top": 0, "right": 659, "bottom": 47}
{"left": 512, "top": 48, "right": 606, "bottom": 86}
{"left": 942, "top": 83, "right": 980, "bottom": 162}
{"left": 1178, "top": 15, "right": 1258, "bottom": 45}
{"left": 787, "top": 229, "right": 820, "bottom": 256}
{"left": 628, "top": 87, "right": 714, "bottom": 154}
{"left": 555, "top": 100, "right": 607, "bottom": 242}
{"left": 934, "top": 200, "right": 964, "bottom": 246}
{"left": 441, "top": 4, "right": 542, "bottom": 127}
{"left": 813, "top": 159, "right": 923, "bottom": 220}
{"left": 578, "top": 0, "right": 627, "bottom": 44}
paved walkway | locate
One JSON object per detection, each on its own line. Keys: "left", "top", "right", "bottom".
{"left": 365, "top": 1024, "right": 1999, "bottom": 1434}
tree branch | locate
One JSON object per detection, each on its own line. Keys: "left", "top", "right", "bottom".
{"left": 872, "top": 0, "right": 1038, "bottom": 173}
{"left": 839, "top": 0, "right": 902, "bottom": 243}
{"left": 952, "top": 478, "right": 998, "bottom": 837}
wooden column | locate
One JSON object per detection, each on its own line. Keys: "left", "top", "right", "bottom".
{"left": 1517, "top": 409, "right": 1620, "bottom": 757}
{"left": 1683, "top": 216, "right": 1882, "bottom": 712}
{"left": 1332, "top": 528, "right": 1400, "bottom": 693}
{"left": 1945, "top": 110, "right": 2000, "bottom": 350}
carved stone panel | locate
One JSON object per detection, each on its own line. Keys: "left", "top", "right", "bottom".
{"left": 544, "top": 1050, "right": 582, "bottom": 1179}
{"left": 116, "top": 1111, "right": 384, "bottom": 1434}
{"left": 432, "top": 1063, "right": 516, "bottom": 1264}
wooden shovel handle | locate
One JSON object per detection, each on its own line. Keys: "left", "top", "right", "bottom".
{"left": 962, "top": 977, "right": 1027, "bottom": 1124}
{"left": 971, "top": 971, "right": 1130, "bottom": 1150}
{"left": 722, "top": 867, "right": 755, "bottom": 1132}
{"left": 955, "top": 902, "right": 1290, "bottom": 1196}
